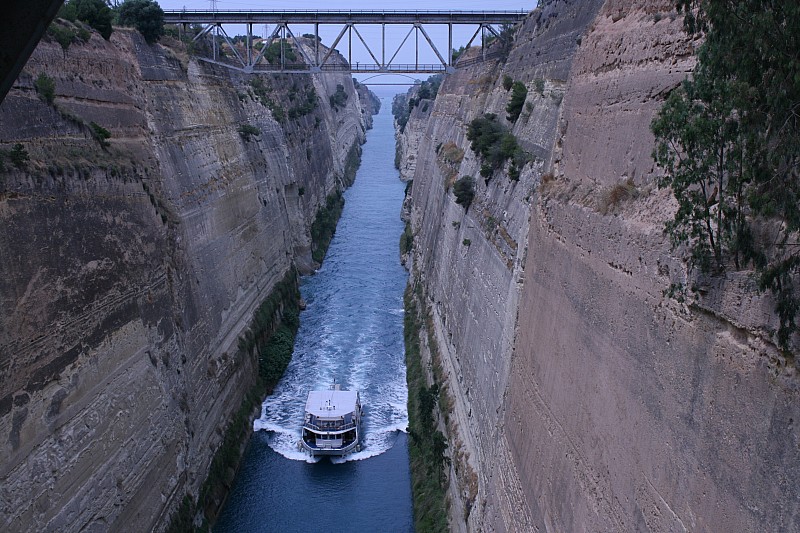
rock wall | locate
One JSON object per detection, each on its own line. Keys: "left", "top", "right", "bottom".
{"left": 401, "top": 0, "right": 800, "bottom": 531}
{"left": 0, "top": 27, "right": 371, "bottom": 532}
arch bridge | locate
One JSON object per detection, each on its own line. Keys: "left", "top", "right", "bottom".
{"left": 162, "top": 9, "right": 529, "bottom": 75}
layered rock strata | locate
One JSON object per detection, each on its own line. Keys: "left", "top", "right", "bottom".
{"left": 0, "top": 27, "right": 371, "bottom": 532}
{"left": 400, "top": 0, "right": 800, "bottom": 531}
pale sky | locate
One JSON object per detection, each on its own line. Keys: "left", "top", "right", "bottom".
{"left": 157, "top": 0, "right": 537, "bottom": 90}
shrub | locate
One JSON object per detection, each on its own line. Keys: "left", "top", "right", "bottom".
{"left": 117, "top": 0, "right": 164, "bottom": 44}
{"left": 310, "top": 191, "right": 345, "bottom": 264}
{"left": 416, "top": 75, "right": 442, "bottom": 101}
{"left": 598, "top": 178, "right": 639, "bottom": 214}
{"left": 238, "top": 123, "right": 260, "bottom": 141}
{"left": 9, "top": 144, "right": 29, "bottom": 168}
{"left": 453, "top": 176, "right": 475, "bottom": 209}
{"left": 329, "top": 84, "right": 348, "bottom": 110}
{"left": 47, "top": 22, "right": 79, "bottom": 53}
{"left": 502, "top": 75, "right": 513, "bottom": 91}
{"left": 506, "top": 81, "right": 528, "bottom": 123}
{"left": 287, "top": 85, "right": 318, "bottom": 119}
{"left": 400, "top": 222, "right": 414, "bottom": 255}
{"left": 256, "top": 39, "right": 297, "bottom": 63}
{"left": 59, "top": 0, "right": 113, "bottom": 40}
{"left": 34, "top": 73, "right": 56, "bottom": 104}
{"left": 89, "top": 122, "right": 111, "bottom": 147}
{"left": 462, "top": 238, "right": 471, "bottom": 246}
{"left": 533, "top": 78, "right": 545, "bottom": 95}
{"left": 467, "top": 114, "right": 530, "bottom": 180}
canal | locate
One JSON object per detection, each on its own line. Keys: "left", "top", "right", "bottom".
{"left": 214, "top": 98, "right": 414, "bottom": 532}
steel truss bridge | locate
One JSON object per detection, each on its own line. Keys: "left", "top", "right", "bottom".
{"left": 162, "top": 10, "right": 529, "bottom": 75}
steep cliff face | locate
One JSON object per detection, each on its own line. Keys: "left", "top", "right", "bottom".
{"left": 401, "top": 0, "right": 800, "bottom": 531}
{"left": 0, "top": 27, "right": 371, "bottom": 532}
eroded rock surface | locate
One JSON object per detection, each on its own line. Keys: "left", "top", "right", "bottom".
{"left": 401, "top": 1, "right": 800, "bottom": 531}
{"left": 0, "top": 28, "right": 372, "bottom": 532}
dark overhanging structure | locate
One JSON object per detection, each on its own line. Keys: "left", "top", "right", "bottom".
{"left": 0, "top": 0, "right": 64, "bottom": 105}
{"left": 162, "top": 9, "right": 530, "bottom": 75}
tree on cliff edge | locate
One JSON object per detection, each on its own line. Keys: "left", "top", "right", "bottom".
{"left": 117, "top": 0, "right": 164, "bottom": 44}
{"left": 652, "top": 0, "right": 800, "bottom": 348}
{"left": 59, "top": 0, "right": 114, "bottom": 40}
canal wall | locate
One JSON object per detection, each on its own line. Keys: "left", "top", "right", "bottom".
{"left": 0, "top": 26, "right": 374, "bottom": 531}
{"left": 399, "top": 0, "right": 800, "bottom": 531}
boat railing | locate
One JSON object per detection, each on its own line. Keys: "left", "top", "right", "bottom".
{"left": 304, "top": 420, "right": 357, "bottom": 432}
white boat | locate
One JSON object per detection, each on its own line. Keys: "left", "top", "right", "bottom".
{"left": 300, "top": 383, "right": 362, "bottom": 456}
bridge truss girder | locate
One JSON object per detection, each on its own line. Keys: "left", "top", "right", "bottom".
{"left": 168, "top": 11, "right": 525, "bottom": 75}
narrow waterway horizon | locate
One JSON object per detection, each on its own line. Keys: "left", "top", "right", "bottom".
{"left": 214, "top": 98, "right": 415, "bottom": 532}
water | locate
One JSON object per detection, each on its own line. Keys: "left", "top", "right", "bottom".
{"left": 214, "top": 100, "right": 414, "bottom": 532}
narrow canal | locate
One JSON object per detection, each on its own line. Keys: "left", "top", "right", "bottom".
{"left": 214, "top": 98, "right": 414, "bottom": 532}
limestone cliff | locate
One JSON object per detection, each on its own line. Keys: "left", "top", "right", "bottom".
{"left": 400, "top": 1, "right": 800, "bottom": 531}
{"left": 0, "top": 26, "right": 372, "bottom": 532}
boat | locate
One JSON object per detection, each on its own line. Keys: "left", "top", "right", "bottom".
{"left": 299, "top": 383, "right": 362, "bottom": 456}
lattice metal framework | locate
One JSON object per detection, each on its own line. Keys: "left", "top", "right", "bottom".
{"left": 162, "top": 10, "right": 528, "bottom": 74}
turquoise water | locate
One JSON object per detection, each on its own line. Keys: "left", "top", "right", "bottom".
{"left": 214, "top": 100, "right": 414, "bottom": 532}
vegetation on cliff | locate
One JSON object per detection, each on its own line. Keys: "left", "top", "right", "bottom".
{"left": 392, "top": 75, "right": 442, "bottom": 132}
{"left": 453, "top": 176, "right": 475, "bottom": 210}
{"left": 52, "top": 0, "right": 165, "bottom": 45}
{"left": 466, "top": 114, "right": 528, "bottom": 181}
{"left": 404, "top": 284, "right": 449, "bottom": 533}
{"left": 117, "top": 0, "right": 165, "bottom": 44}
{"left": 311, "top": 191, "right": 345, "bottom": 264}
{"left": 505, "top": 80, "right": 528, "bottom": 123}
{"left": 652, "top": 0, "right": 800, "bottom": 349}
{"left": 58, "top": 0, "right": 113, "bottom": 40}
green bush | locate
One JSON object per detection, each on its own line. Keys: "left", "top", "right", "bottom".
{"left": 404, "top": 287, "right": 449, "bottom": 533}
{"left": 506, "top": 81, "right": 528, "bottom": 123}
{"left": 416, "top": 75, "right": 442, "bottom": 101}
{"left": 400, "top": 222, "right": 414, "bottom": 255}
{"left": 9, "top": 144, "right": 29, "bottom": 168}
{"left": 47, "top": 22, "right": 80, "bottom": 53}
{"left": 238, "top": 123, "right": 260, "bottom": 141}
{"left": 310, "top": 191, "right": 345, "bottom": 264}
{"left": 89, "top": 122, "right": 111, "bottom": 148}
{"left": 453, "top": 176, "right": 475, "bottom": 209}
{"left": 34, "top": 73, "right": 56, "bottom": 105}
{"left": 467, "top": 114, "right": 529, "bottom": 181}
{"left": 287, "top": 85, "right": 318, "bottom": 119}
{"left": 117, "top": 0, "right": 164, "bottom": 44}
{"left": 59, "top": 0, "right": 113, "bottom": 40}
{"left": 533, "top": 78, "right": 545, "bottom": 95}
{"left": 502, "top": 75, "right": 513, "bottom": 91}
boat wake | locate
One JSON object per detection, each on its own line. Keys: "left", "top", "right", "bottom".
{"left": 253, "top": 311, "right": 409, "bottom": 463}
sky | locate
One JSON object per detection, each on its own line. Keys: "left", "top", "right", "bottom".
{"left": 157, "top": 0, "right": 537, "bottom": 89}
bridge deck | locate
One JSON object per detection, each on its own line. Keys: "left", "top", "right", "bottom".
{"left": 162, "top": 10, "right": 528, "bottom": 25}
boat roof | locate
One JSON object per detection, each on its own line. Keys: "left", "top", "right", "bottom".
{"left": 305, "top": 389, "right": 359, "bottom": 418}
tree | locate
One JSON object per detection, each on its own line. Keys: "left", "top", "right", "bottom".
{"left": 453, "top": 176, "right": 475, "bottom": 209}
{"left": 34, "top": 73, "right": 56, "bottom": 104}
{"left": 59, "top": 0, "right": 113, "bottom": 40}
{"left": 506, "top": 81, "right": 528, "bottom": 123}
{"left": 653, "top": 0, "right": 800, "bottom": 348}
{"left": 117, "top": 0, "right": 164, "bottom": 44}
{"left": 9, "top": 144, "right": 29, "bottom": 168}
